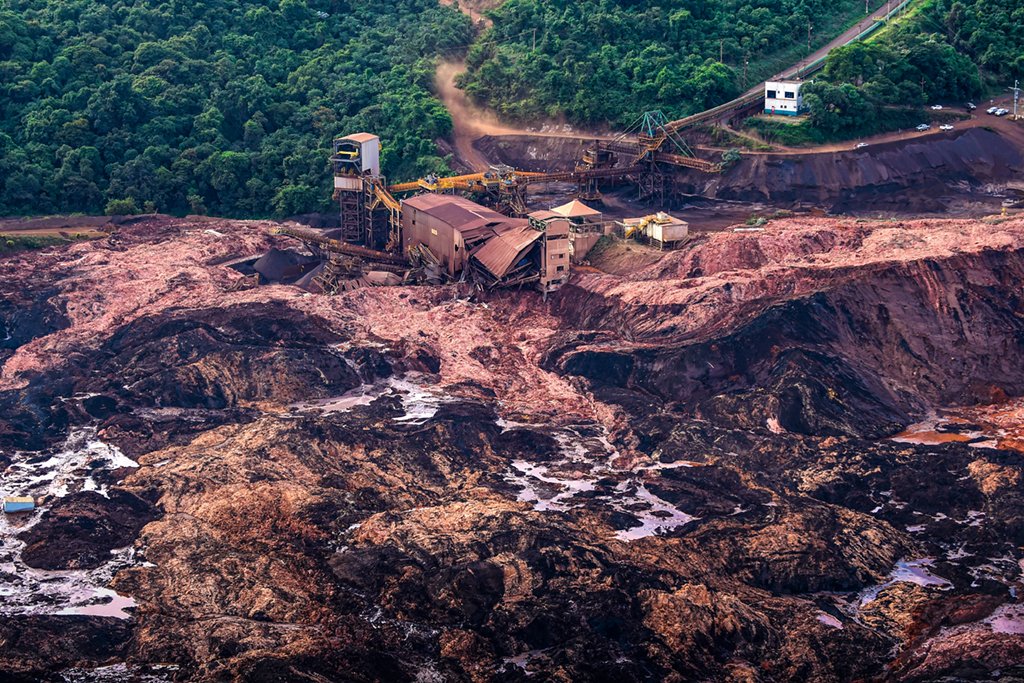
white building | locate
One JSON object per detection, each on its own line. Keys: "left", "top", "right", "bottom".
{"left": 764, "top": 80, "right": 804, "bottom": 116}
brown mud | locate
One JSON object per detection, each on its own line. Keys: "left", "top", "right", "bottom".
{"left": 1, "top": 215, "right": 1023, "bottom": 680}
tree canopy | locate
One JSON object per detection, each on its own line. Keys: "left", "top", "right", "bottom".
{"left": 798, "top": 0, "right": 1020, "bottom": 137}
{"left": 0, "top": 0, "right": 472, "bottom": 217}
{"left": 458, "top": 0, "right": 868, "bottom": 125}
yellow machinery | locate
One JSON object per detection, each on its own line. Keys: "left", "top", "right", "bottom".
{"left": 624, "top": 213, "right": 672, "bottom": 240}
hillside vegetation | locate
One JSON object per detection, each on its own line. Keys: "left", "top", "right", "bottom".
{"left": 458, "top": 0, "right": 868, "bottom": 125}
{"left": 0, "top": 0, "right": 471, "bottom": 217}
{"left": 765, "top": 0, "right": 1021, "bottom": 140}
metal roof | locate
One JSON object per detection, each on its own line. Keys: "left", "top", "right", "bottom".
{"left": 471, "top": 225, "right": 542, "bottom": 278}
{"left": 344, "top": 133, "right": 379, "bottom": 143}
{"left": 403, "top": 194, "right": 507, "bottom": 225}
{"left": 551, "top": 199, "right": 601, "bottom": 218}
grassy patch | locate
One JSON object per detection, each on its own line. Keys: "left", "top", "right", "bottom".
{"left": 744, "top": 108, "right": 924, "bottom": 146}
{"left": 0, "top": 232, "right": 100, "bottom": 254}
{"left": 706, "top": 125, "right": 775, "bottom": 151}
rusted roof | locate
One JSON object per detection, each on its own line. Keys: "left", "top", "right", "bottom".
{"left": 528, "top": 210, "right": 561, "bottom": 220}
{"left": 551, "top": 199, "right": 601, "bottom": 218}
{"left": 471, "top": 225, "right": 542, "bottom": 278}
{"left": 402, "top": 194, "right": 509, "bottom": 232}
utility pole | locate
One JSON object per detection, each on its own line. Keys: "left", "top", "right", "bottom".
{"left": 720, "top": 38, "right": 724, "bottom": 63}
{"left": 807, "top": 21, "right": 813, "bottom": 54}
{"left": 532, "top": 28, "right": 536, "bottom": 52}
{"left": 1011, "top": 79, "right": 1021, "bottom": 120}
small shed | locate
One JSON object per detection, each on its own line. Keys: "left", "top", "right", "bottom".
{"left": 764, "top": 80, "right": 805, "bottom": 116}
{"left": 619, "top": 213, "right": 690, "bottom": 250}
{"left": 4, "top": 497, "right": 35, "bottom": 513}
{"left": 551, "top": 199, "right": 603, "bottom": 232}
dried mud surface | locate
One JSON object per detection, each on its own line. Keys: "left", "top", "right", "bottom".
{"left": 1, "top": 215, "right": 1023, "bottom": 681}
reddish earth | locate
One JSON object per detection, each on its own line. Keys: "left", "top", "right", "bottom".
{"left": 1, "top": 214, "right": 1023, "bottom": 680}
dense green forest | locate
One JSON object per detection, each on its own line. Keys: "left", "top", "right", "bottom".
{"left": 776, "top": 0, "right": 1021, "bottom": 139}
{"left": 0, "top": 0, "right": 471, "bottom": 217}
{"left": 458, "top": 0, "right": 869, "bottom": 125}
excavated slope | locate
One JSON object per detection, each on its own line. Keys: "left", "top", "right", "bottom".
{"left": 477, "top": 127, "right": 1023, "bottom": 212}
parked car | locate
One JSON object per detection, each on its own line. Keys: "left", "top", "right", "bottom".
{"left": 916, "top": 124, "right": 931, "bottom": 131}
{"left": 930, "top": 104, "right": 943, "bottom": 110}
{"left": 855, "top": 142, "right": 869, "bottom": 149}
{"left": 987, "top": 106, "right": 999, "bottom": 115}
{"left": 966, "top": 102, "right": 977, "bottom": 110}
{"left": 996, "top": 108, "right": 1010, "bottom": 117}
{"left": 939, "top": 124, "right": 954, "bottom": 131}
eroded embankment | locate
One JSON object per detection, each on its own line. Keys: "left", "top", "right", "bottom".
{"left": 474, "top": 134, "right": 595, "bottom": 172}
{"left": 692, "top": 128, "right": 1023, "bottom": 211}
{"left": 549, "top": 217, "right": 1024, "bottom": 438}
{"left": 476, "top": 127, "right": 1023, "bottom": 212}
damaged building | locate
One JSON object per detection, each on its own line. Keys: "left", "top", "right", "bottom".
{"left": 262, "top": 131, "right": 583, "bottom": 295}
{"left": 401, "top": 194, "right": 571, "bottom": 292}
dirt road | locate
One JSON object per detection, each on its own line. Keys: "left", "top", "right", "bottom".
{"left": 434, "top": 60, "right": 522, "bottom": 171}
{"left": 711, "top": 108, "right": 1024, "bottom": 157}
{"left": 434, "top": 59, "right": 616, "bottom": 172}
{"left": 434, "top": 0, "right": 921, "bottom": 170}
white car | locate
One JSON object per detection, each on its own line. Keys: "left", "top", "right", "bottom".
{"left": 855, "top": 142, "right": 869, "bottom": 149}
{"left": 987, "top": 106, "right": 999, "bottom": 115}
{"left": 996, "top": 109, "right": 1010, "bottom": 116}
{"left": 939, "top": 124, "right": 954, "bottom": 131}
{"left": 930, "top": 104, "right": 943, "bottom": 110}
{"left": 916, "top": 124, "right": 931, "bottom": 131}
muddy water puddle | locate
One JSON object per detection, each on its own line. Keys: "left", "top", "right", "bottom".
{"left": 0, "top": 428, "right": 141, "bottom": 619}
{"left": 854, "top": 558, "right": 953, "bottom": 609}
{"left": 290, "top": 373, "right": 450, "bottom": 425}
{"left": 499, "top": 422, "right": 698, "bottom": 541}
{"left": 891, "top": 401, "right": 1024, "bottom": 451}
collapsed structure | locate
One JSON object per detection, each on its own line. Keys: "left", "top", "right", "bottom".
{"left": 267, "top": 128, "right": 694, "bottom": 294}
{"left": 401, "top": 194, "right": 571, "bottom": 292}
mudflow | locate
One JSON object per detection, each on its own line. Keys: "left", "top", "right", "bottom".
{"left": 1, "top": 214, "right": 1023, "bottom": 681}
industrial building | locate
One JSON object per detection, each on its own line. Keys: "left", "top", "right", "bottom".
{"left": 400, "top": 194, "right": 571, "bottom": 292}
{"left": 401, "top": 194, "right": 518, "bottom": 278}
{"left": 526, "top": 211, "right": 572, "bottom": 292}
{"left": 619, "top": 213, "right": 690, "bottom": 250}
{"left": 764, "top": 80, "right": 805, "bottom": 116}
{"left": 550, "top": 199, "right": 607, "bottom": 263}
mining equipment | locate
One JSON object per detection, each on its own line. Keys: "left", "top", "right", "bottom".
{"left": 331, "top": 133, "right": 402, "bottom": 252}
{"left": 279, "top": 125, "right": 709, "bottom": 296}
{"left": 268, "top": 224, "right": 410, "bottom": 294}
{"left": 620, "top": 212, "right": 690, "bottom": 250}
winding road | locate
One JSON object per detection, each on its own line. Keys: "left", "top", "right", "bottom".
{"left": 435, "top": 0, "right": 926, "bottom": 167}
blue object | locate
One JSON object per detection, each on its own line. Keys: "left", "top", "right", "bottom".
{"left": 3, "top": 498, "right": 35, "bottom": 513}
